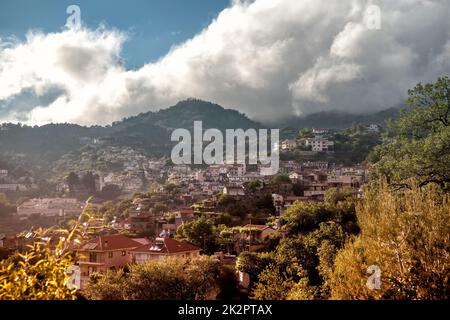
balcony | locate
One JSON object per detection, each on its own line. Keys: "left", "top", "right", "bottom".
{"left": 77, "top": 253, "right": 106, "bottom": 266}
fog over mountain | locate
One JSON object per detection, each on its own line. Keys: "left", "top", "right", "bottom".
{"left": 1, "top": 0, "right": 450, "bottom": 125}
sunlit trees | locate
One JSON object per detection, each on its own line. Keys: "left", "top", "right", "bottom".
{"left": 175, "top": 217, "right": 218, "bottom": 254}
{"left": 84, "top": 256, "right": 222, "bottom": 300}
{"left": 0, "top": 203, "right": 94, "bottom": 300}
{"left": 371, "top": 77, "right": 450, "bottom": 190}
{"left": 330, "top": 181, "right": 450, "bottom": 300}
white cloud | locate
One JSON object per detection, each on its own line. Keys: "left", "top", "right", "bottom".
{"left": 1, "top": 0, "right": 450, "bottom": 125}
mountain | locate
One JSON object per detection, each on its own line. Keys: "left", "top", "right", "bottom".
{"left": 0, "top": 99, "right": 400, "bottom": 162}
{"left": 0, "top": 99, "right": 262, "bottom": 161}
{"left": 116, "top": 98, "right": 261, "bottom": 131}
{"left": 270, "top": 107, "right": 401, "bottom": 130}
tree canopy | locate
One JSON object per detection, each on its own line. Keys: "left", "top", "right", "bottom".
{"left": 371, "top": 77, "right": 450, "bottom": 189}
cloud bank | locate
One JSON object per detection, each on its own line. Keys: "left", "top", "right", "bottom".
{"left": 1, "top": 0, "right": 450, "bottom": 125}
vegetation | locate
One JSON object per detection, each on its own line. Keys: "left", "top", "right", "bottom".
{"left": 175, "top": 217, "right": 218, "bottom": 254}
{"left": 330, "top": 181, "right": 450, "bottom": 299}
{"left": 371, "top": 77, "right": 450, "bottom": 190}
{"left": 84, "top": 256, "right": 224, "bottom": 300}
{"left": 0, "top": 193, "right": 16, "bottom": 218}
{"left": 0, "top": 202, "right": 93, "bottom": 300}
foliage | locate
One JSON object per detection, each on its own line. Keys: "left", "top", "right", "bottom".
{"left": 371, "top": 77, "right": 450, "bottom": 189}
{"left": 235, "top": 252, "right": 275, "bottom": 285}
{"left": 330, "top": 181, "right": 450, "bottom": 299}
{"left": 0, "top": 193, "right": 16, "bottom": 218}
{"left": 84, "top": 256, "right": 222, "bottom": 300}
{"left": 0, "top": 202, "right": 94, "bottom": 300}
{"left": 281, "top": 202, "right": 333, "bottom": 235}
{"left": 175, "top": 217, "right": 218, "bottom": 254}
{"left": 324, "top": 187, "right": 354, "bottom": 206}
{"left": 270, "top": 174, "right": 291, "bottom": 185}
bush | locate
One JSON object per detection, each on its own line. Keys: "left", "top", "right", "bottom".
{"left": 84, "top": 256, "right": 222, "bottom": 300}
{"left": 330, "top": 181, "right": 450, "bottom": 299}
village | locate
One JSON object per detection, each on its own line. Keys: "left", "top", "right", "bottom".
{"left": 0, "top": 125, "right": 371, "bottom": 292}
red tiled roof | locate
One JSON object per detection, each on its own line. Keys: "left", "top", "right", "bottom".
{"left": 81, "top": 235, "right": 142, "bottom": 251}
{"left": 131, "top": 237, "right": 201, "bottom": 254}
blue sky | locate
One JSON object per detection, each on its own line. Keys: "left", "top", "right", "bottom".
{"left": 0, "top": 0, "right": 230, "bottom": 69}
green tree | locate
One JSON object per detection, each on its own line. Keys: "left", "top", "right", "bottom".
{"left": 84, "top": 256, "right": 222, "bottom": 300}
{"left": 175, "top": 217, "right": 218, "bottom": 254}
{"left": 270, "top": 174, "right": 291, "bottom": 184}
{"left": 298, "top": 127, "right": 313, "bottom": 139}
{"left": 0, "top": 203, "right": 94, "bottom": 300}
{"left": 0, "top": 193, "right": 15, "bottom": 218}
{"left": 151, "top": 202, "right": 167, "bottom": 214}
{"left": 324, "top": 187, "right": 354, "bottom": 206}
{"left": 281, "top": 202, "right": 332, "bottom": 235}
{"left": 66, "top": 172, "right": 79, "bottom": 193}
{"left": 235, "top": 251, "right": 275, "bottom": 285}
{"left": 371, "top": 77, "right": 450, "bottom": 189}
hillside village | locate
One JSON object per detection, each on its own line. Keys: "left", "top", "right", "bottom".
{"left": 1, "top": 74, "right": 449, "bottom": 301}
{"left": 0, "top": 122, "right": 374, "bottom": 294}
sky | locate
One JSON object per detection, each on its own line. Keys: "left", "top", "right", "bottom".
{"left": 1, "top": 0, "right": 450, "bottom": 125}
{"left": 0, "top": 0, "right": 230, "bottom": 68}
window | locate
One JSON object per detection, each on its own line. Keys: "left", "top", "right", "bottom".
{"left": 89, "top": 252, "right": 97, "bottom": 263}
{"left": 121, "top": 251, "right": 126, "bottom": 256}
{"left": 108, "top": 252, "right": 113, "bottom": 259}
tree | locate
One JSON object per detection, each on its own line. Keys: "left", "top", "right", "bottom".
{"left": 270, "top": 174, "right": 291, "bottom": 185}
{"left": 251, "top": 264, "right": 296, "bottom": 300}
{"left": 371, "top": 77, "right": 450, "bottom": 190}
{"left": 0, "top": 193, "right": 15, "bottom": 218}
{"left": 324, "top": 187, "right": 354, "bottom": 206}
{"left": 81, "top": 171, "right": 96, "bottom": 193}
{"left": 0, "top": 203, "right": 93, "bottom": 300}
{"left": 329, "top": 181, "right": 450, "bottom": 300}
{"left": 98, "top": 184, "right": 121, "bottom": 200}
{"left": 66, "top": 172, "right": 79, "bottom": 193}
{"left": 175, "top": 217, "right": 218, "bottom": 254}
{"left": 151, "top": 202, "right": 167, "bottom": 214}
{"left": 218, "top": 194, "right": 235, "bottom": 207}
{"left": 281, "top": 202, "right": 332, "bottom": 235}
{"left": 84, "top": 256, "right": 222, "bottom": 300}
{"left": 298, "top": 128, "right": 313, "bottom": 139}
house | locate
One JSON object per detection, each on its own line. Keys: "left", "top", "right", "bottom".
{"left": 327, "top": 175, "right": 363, "bottom": 188}
{"left": 281, "top": 139, "right": 297, "bottom": 151}
{"left": 304, "top": 183, "right": 328, "bottom": 200}
{"left": 312, "top": 128, "right": 329, "bottom": 135}
{"left": 129, "top": 237, "right": 201, "bottom": 263}
{"left": 0, "top": 169, "right": 7, "bottom": 178}
{"left": 237, "top": 224, "right": 277, "bottom": 252}
{"left": 283, "top": 196, "right": 307, "bottom": 208}
{"left": 228, "top": 164, "right": 246, "bottom": 177}
{"left": 76, "top": 235, "right": 142, "bottom": 289}
{"left": 174, "top": 208, "right": 196, "bottom": 229}
{"left": 272, "top": 194, "right": 284, "bottom": 215}
{"left": 304, "top": 138, "right": 334, "bottom": 152}
{"left": 17, "top": 198, "right": 84, "bottom": 217}
{"left": 0, "top": 184, "right": 30, "bottom": 192}
{"left": 289, "top": 172, "right": 303, "bottom": 183}
{"left": 223, "top": 185, "right": 245, "bottom": 196}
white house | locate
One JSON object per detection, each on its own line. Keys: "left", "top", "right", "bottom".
{"left": 304, "top": 138, "right": 334, "bottom": 152}
{"left": 223, "top": 185, "right": 245, "bottom": 196}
